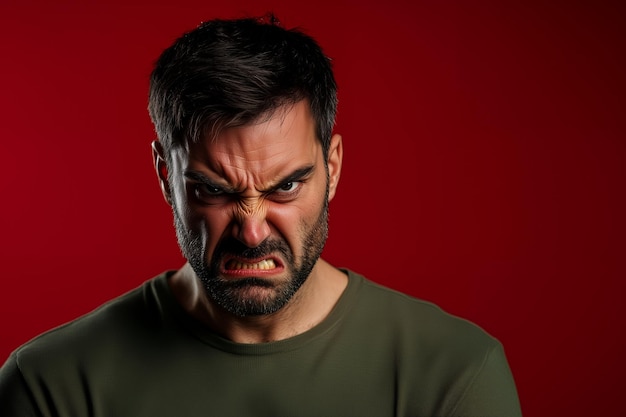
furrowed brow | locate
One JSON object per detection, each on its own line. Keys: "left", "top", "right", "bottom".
{"left": 182, "top": 165, "right": 315, "bottom": 194}
{"left": 268, "top": 165, "right": 315, "bottom": 191}
{"left": 183, "top": 170, "right": 236, "bottom": 193}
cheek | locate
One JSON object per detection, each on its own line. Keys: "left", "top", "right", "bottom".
{"left": 267, "top": 205, "right": 296, "bottom": 235}
{"left": 205, "top": 206, "right": 232, "bottom": 233}
{"left": 267, "top": 202, "right": 319, "bottom": 244}
{"left": 185, "top": 206, "right": 233, "bottom": 255}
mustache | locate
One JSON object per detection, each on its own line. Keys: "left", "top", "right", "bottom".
{"left": 212, "top": 237, "right": 293, "bottom": 262}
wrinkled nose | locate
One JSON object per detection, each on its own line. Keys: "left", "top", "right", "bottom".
{"left": 232, "top": 208, "right": 271, "bottom": 248}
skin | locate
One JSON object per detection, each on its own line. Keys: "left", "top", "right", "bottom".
{"left": 152, "top": 100, "right": 347, "bottom": 343}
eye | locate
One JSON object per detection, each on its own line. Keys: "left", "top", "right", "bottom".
{"left": 193, "top": 183, "right": 225, "bottom": 201}
{"left": 275, "top": 181, "right": 301, "bottom": 194}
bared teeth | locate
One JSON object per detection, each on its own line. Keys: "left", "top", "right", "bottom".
{"left": 228, "top": 259, "right": 276, "bottom": 270}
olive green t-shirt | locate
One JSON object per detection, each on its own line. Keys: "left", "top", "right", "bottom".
{"left": 0, "top": 270, "right": 522, "bottom": 416}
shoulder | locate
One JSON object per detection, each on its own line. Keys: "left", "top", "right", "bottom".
{"left": 352, "top": 271, "right": 494, "bottom": 334}
{"left": 9, "top": 274, "right": 169, "bottom": 374}
{"left": 0, "top": 273, "right": 171, "bottom": 416}
{"left": 344, "top": 270, "right": 520, "bottom": 415}
{"left": 345, "top": 269, "right": 501, "bottom": 364}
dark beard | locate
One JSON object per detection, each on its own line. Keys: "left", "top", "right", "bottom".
{"left": 172, "top": 196, "right": 329, "bottom": 317}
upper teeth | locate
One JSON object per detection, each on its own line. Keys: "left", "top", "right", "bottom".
{"left": 230, "top": 259, "right": 276, "bottom": 270}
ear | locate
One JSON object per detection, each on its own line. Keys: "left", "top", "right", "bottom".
{"left": 326, "top": 134, "right": 343, "bottom": 202}
{"left": 151, "top": 140, "right": 172, "bottom": 206}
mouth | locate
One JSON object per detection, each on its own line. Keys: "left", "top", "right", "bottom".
{"left": 226, "top": 258, "right": 276, "bottom": 270}
{"left": 223, "top": 256, "right": 283, "bottom": 275}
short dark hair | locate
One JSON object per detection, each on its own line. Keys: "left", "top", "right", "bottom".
{"left": 148, "top": 15, "right": 338, "bottom": 160}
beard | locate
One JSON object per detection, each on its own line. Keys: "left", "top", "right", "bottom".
{"left": 172, "top": 194, "right": 329, "bottom": 317}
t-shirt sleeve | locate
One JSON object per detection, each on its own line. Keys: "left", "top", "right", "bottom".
{"left": 0, "top": 353, "right": 42, "bottom": 417}
{"left": 450, "top": 342, "right": 523, "bottom": 417}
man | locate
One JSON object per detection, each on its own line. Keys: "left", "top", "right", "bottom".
{"left": 0, "top": 16, "right": 522, "bottom": 416}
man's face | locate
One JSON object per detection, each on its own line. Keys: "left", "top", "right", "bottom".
{"left": 156, "top": 101, "right": 342, "bottom": 317}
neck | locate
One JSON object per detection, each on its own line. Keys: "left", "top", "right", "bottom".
{"left": 168, "top": 260, "right": 347, "bottom": 344}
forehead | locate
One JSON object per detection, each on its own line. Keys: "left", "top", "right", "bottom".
{"left": 179, "top": 101, "right": 321, "bottom": 183}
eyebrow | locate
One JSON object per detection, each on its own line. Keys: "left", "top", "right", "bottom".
{"left": 271, "top": 165, "right": 315, "bottom": 191}
{"left": 183, "top": 164, "right": 315, "bottom": 194}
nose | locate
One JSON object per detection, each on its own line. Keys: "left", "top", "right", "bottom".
{"left": 232, "top": 205, "right": 271, "bottom": 248}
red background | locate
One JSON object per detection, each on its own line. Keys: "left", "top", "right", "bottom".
{"left": 1, "top": 0, "right": 624, "bottom": 415}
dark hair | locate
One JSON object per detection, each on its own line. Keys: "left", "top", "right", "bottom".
{"left": 148, "top": 15, "right": 338, "bottom": 160}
